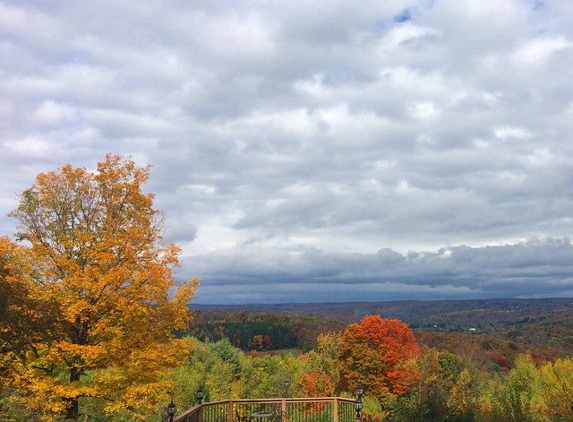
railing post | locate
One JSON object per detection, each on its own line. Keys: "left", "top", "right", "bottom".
{"left": 281, "top": 398, "right": 287, "bottom": 422}
{"left": 198, "top": 405, "right": 203, "bottom": 422}
{"left": 226, "top": 400, "right": 232, "bottom": 422}
{"left": 333, "top": 398, "right": 339, "bottom": 422}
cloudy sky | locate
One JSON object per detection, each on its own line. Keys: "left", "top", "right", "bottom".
{"left": 1, "top": 0, "right": 573, "bottom": 304}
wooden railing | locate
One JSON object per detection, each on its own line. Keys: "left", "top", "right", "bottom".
{"left": 174, "top": 398, "right": 356, "bottom": 422}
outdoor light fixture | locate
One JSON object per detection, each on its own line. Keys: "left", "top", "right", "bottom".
{"left": 355, "top": 398, "right": 363, "bottom": 419}
{"left": 355, "top": 385, "right": 364, "bottom": 420}
{"left": 167, "top": 400, "right": 176, "bottom": 422}
{"left": 283, "top": 380, "right": 290, "bottom": 397}
{"left": 196, "top": 386, "right": 204, "bottom": 404}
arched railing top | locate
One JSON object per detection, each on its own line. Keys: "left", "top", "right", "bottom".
{"left": 174, "top": 397, "right": 357, "bottom": 422}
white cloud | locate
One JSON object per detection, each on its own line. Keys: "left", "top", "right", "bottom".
{"left": 4, "top": 137, "right": 55, "bottom": 158}
{"left": 494, "top": 126, "right": 534, "bottom": 140}
{"left": 512, "top": 36, "right": 573, "bottom": 65}
{"left": 378, "top": 22, "right": 439, "bottom": 51}
{"left": 409, "top": 101, "right": 441, "bottom": 119}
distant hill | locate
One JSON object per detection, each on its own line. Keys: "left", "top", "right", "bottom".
{"left": 191, "top": 297, "right": 573, "bottom": 329}
{"left": 189, "top": 298, "right": 573, "bottom": 365}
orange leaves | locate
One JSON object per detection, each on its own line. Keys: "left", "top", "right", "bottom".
{"left": 338, "top": 315, "right": 420, "bottom": 401}
{"left": 299, "top": 371, "right": 336, "bottom": 397}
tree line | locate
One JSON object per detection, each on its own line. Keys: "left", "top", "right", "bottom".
{"left": 189, "top": 310, "right": 346, "bottom": 351}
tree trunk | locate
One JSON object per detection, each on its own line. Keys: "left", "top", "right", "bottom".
{"left": 65, "top": 398, "right": 79, "bottom": 421}
{"left": 65, "top": 367, "right": 81, "bottom": 420}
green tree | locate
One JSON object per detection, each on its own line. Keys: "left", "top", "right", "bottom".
{"left": 538, "top": 358, "right": 573, "bottom": 421}
{"left": 438, "top": 352, "right": 465, "bottom": 383}
{"left": 240, "top": 353, "right": 291, "bottom": 398}
{"left": 487, "top": 354, "right": 542, "bottom": 422}
{"left": 7, "top": 155, "right": 197, "bottom": 421}
{"left": 395, "top": 347, "right": 447, "bottom": 422}
{"left": 448, "top": 369, "right": 479, "bottom": 422}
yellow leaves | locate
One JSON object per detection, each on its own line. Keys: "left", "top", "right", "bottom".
{"left": 448, "top": 369, "right": 474, "bottom": 414}
{"left": 316, "top": 332, "right": 341, "bottom": 360}
{"left": 104, "top": 379, "right": 173, "bottom": 421}
{"left": 0, "top": 237, "right": 61, "bottom": 378}
{"left": 7, "top": 314, "right": 192, "bottom": 419}
{"left": 5, "top": 154, "right": 199, "bottom": 420}
{"left": 538, "top": 358, "right": 573, "bottom": 420}
{"left": 52, "top": 341, "right": 107, "bottom": 366}
{"left": 7, "top": 352, "right": 99, "bottom": 420}
{"left": 0, "top": 236, "right": 29, "bottom": 285}
{"left": 90, "top": 340, "right": 192, "bottom": 420}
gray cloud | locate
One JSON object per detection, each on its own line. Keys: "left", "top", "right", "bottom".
{"left": 1, "top": 0, "right": 573, "bottom": 304}
{"left": 182, "top": 238, "right": 573, "bottom": 304}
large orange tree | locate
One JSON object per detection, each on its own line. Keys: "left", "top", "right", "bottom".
{"left": 7, "top": 154, "right": 198, "bottom": 421}
{"left": 338, "top": 315, "right": 419, "bottom": 401}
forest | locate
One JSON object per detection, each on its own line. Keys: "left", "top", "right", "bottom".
{"left": 182, "top": 305, "right": 573, "bottom": 422}
{"left": 2, "top": 155, "right": 573, "bottom": 422}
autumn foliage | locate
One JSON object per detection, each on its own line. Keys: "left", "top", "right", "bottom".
{"left": 2, "top": 155, "right": 198, "bottom": 421}
{"left": 338, "top": 315, "right": 420, "bottom": 401}
{"left": 0, "top": 237, "right": 61, "bottom": 372}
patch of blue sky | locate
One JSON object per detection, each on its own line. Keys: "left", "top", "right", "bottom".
{"left": 394, "top": 9, "right": 412, "bottom": 23}
{"left": 531, "top": 0, "right": 544, "bottom": 10}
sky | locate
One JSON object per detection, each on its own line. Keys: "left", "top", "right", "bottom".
{"left": 1, "top": 0, "right": 573, "bottom": 304}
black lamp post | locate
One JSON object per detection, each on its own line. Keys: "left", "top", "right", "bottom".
{"left": 283, "top": 380, "right": 290, "bottom": 397}
{"left": 355, "top": 385, "right": 364, "bottom": 420}
{"left": 167, "top": 400, "right": 176, "bottom": 422}
{"left": 196, "top": 386, "right": 204, "bottom": 404}
{"left": 355, "top": 399, "right": 363, "bottom": 420}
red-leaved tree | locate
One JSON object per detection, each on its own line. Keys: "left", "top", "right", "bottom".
{"left": 338, "top": 315, "right": 420, "bottom": 401}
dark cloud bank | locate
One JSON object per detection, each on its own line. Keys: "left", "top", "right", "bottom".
{"left": 184, "top": 238, "right": 573, "bottom": 304}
